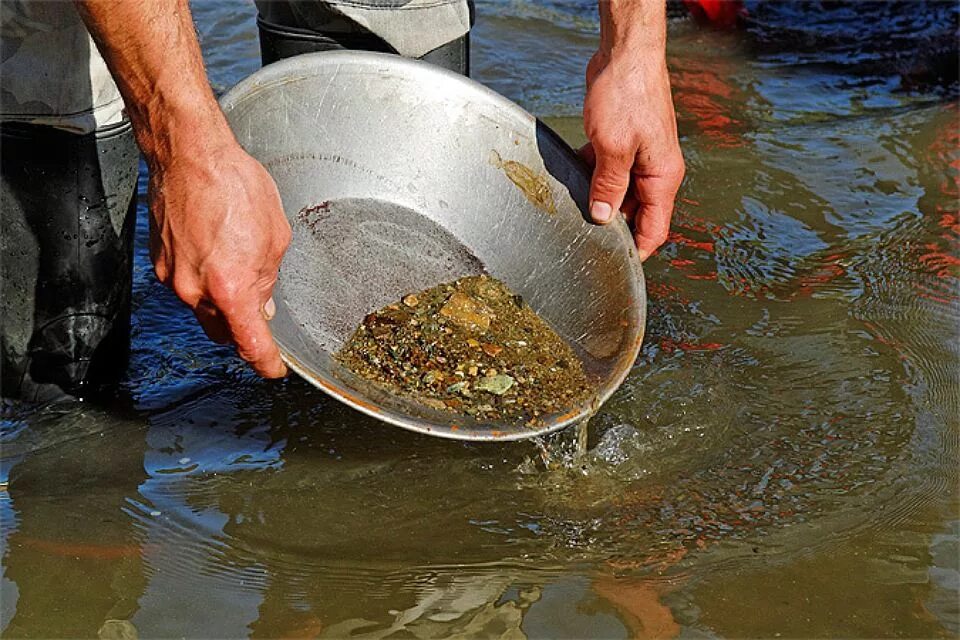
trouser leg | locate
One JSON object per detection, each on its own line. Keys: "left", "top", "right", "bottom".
{"left": 1, "top": 121, "right": 138, "bottom": 402}
{"left": 256, "top": 1, "right": 473, "bottom": 75}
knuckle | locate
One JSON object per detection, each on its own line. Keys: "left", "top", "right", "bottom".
{"left": 171, "top": 277, "right": 201, "bottom": 306}
{"left": 593, "top": 134, "right": 633, "bottom": 159}
{"left": 669, "top": 159, "right": 687, "bottom": 182}
{"left": 206, "top": 269, "right": 243, "bottom": 305}
{"left": 652, "top": 226, "right": 670, "bottom": 245}
{"left": 152, "top": 260, "right": 170, "bottom": 285}
{"left": 278, "top": 232, "right": 292, "bottom": 256}
{"left": 274, "top": 234, "right": 291, "bottom": 260}
{"left": 592, "top": 170, "right": 630, "bottom": 194}
{"left": 236, "top": 338, "right": 267, "bottom": 365}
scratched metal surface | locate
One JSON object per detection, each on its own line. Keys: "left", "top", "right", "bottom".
{"left": 220, "top": 51, "right": 645, "bottom": 440}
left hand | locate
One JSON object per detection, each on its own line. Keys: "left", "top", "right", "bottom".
{"left": 581, "top": 50, "right": 685, "bottom": 260}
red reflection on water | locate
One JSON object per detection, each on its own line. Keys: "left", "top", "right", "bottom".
{"left": 915, "top": 103, "right": 959, "bottom": 302}
{"left": 667, "top": 230, "right": 716, "bottom": 254}
{"left": 671, "top": 58, "right": 747, "bottom": 150}
{"left": 17, "top": 536, "right": 144, "bottom": 561}
{"left": 789, "top": 260, "right": 846, "bottom": 299}
{"left": 660, "top": 338, "right": 725, "bottom": 353}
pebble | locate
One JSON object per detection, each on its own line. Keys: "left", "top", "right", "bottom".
{"left": 476, "top": 374, "right": 515, "bottom": 395}
{"left": 482, "top": 343, "right": 503, "bottom": 357}
{"left": 439, "top": 292, "right": 493, "bottom": 333}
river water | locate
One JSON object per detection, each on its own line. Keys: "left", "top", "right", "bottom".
{"left": 2, "top": 1, "right": 958, "bottom": 637}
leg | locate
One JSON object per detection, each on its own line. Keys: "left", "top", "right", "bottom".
{"left": 0, "top": 121, "right": 138, "bottom": 401}
{"left": 255, "top": 0, "right": 473, "bottom": 75}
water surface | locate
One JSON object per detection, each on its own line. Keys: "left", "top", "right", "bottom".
{"left": 2, "top": 1, "right": 958, "bottom": 637}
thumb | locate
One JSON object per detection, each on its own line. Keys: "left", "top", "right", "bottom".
{"left": 588, "top": 145, "right": 633, "bottom": 225}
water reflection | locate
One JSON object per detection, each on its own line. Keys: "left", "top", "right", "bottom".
{"left": 1, "top": 406, "right": 148, "bottom": 637}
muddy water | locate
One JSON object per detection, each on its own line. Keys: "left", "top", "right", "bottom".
{"left": 2, "top": 1, "right": 958, "bottom": 637}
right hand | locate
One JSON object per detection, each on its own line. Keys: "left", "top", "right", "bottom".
{"left": 581, "top": 49, "right": 685, "bottom": 261}
{"left": 147, "top": 140, "right": 291, "bottom": 378}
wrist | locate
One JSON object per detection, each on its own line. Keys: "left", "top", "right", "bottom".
{"left": 592, "top": 46, "right": 669, "bottom": 83}
{"left": 598, "top": 0, "right": 666, "bottom": 60}
{"left": 133, "top": 92, "right": 235, "bottom": 168}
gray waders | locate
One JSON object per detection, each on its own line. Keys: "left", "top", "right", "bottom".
{"left": 256, "top": 1, "right": 473, "bottom": 74}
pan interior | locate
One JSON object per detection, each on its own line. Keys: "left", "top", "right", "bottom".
{"left": 278, "top": 197, "right": 485, "bottom": 354}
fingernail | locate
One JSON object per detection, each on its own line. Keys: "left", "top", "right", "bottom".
{"left": 637, "top": 248, "right": 651, "bottom": 262}
{"left": 590, "top": 201, "right": 613, "bottom": 223}
{"left": 263, "top": 297, "right": 276, "bottom": 320}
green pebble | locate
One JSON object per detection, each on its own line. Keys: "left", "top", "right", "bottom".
{"left": 476, "top": 374, "right": 515, "bottom": 395}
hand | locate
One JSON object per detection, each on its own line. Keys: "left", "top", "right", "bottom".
{"left": 581, "top": 50, "right": 685, "bottom": 260}
{"left": 148, "top": 140, "right": 291, "bottom": 378}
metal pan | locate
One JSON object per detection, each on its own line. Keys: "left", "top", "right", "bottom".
{"left": 220, "top": 50, "right": 645, "bottom": 441}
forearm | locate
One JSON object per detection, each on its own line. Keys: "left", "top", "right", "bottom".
{"left": 74, "top": 0, "right": 233, "bottom": 165}
{"left": 598, "top": 0, "right": 667, "bottom": 62}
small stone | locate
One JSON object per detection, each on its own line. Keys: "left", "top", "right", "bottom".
{"left": 439, "top": 292, "right": 494, "bottom": 333}
{"left": 486, "top": 369, "right": 498, "bottom": 376}
{"left": 467, "top": 338, "right": 481, "bottom": 348}
{"left": 402, "top": 294, "right": 419, "bottom": 307}
{"left": 421, "top": 398, "right": 447, "bottom": 410}
{"left": 468, "top": 365, "right": 479, "bottom": 376}
{"left": 481, "top": 343, "right": 503, "bottom": 357}
{"left": 447, "top": 381, "right": 469, "bottom": 394}
{"left": 150, "top": 511, "right": 161, "bottom": 517}
{"left": 478, "top": 279, "right": 506, "bottom": 300}
{"left": 421, "top": 371, "right": 442, "bottom": 385}
{"left": 98, "top": 619, "right": 139, "bottom": 640}
{"left": 476, "top": 374, "right": 515, "bottom": 395}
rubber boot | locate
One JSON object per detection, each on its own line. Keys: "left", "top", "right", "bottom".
{"left": 1, "top": 121, "right": 139, "bottom": 402}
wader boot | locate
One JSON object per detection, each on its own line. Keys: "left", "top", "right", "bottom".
{"left": 1, "top": 121, "right": 139, "bottom": 402}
